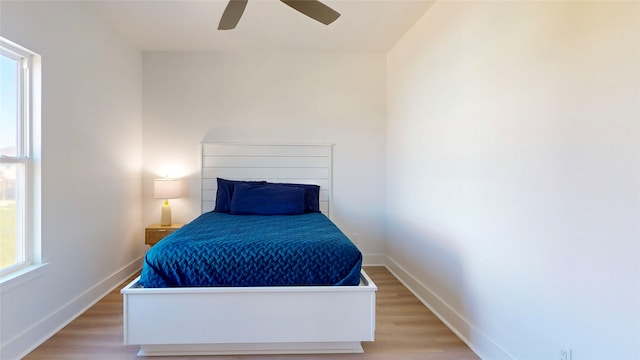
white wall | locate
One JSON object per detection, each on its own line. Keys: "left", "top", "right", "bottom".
{"left": 142, "top": 52, "right": 387, "bottom": 260}
{"left": 387, "top": 1, "right": 639, "bottom": 359}
{"left": 0, "top": 2, "right": 143, "bottom": 359}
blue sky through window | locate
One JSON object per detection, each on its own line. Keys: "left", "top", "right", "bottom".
{"left": 0, "top": 54, "right": 18, "bottom": 156}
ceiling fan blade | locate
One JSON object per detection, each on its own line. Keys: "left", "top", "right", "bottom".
{"left": 218, "top": 0, "right": 249, "bottom": 30}
{"left": 280, "top": 0, "right": 340, "bottom": 25}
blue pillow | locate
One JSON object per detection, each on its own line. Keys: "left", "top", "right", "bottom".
{"left": 267, "top": 182, "right": 320, "bottom": 213}
{"left": 230, "top": 183, "right": 305, "bottom": 215}
{"left": 214, "top": 178, "right": 266, "bottom": 213}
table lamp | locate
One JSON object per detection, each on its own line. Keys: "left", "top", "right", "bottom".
{"left": 154, "top": 178, "right": 181, "bottom": 226}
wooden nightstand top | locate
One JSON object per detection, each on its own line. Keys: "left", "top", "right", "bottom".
{"left": 146, "top": 223, "right": 184, "bottom": 230}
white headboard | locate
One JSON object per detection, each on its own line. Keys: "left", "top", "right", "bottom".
{"left": 201, "top": 143, "right": 333, "bottom": 217}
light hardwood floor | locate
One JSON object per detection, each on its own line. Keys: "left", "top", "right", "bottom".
{"left": 24, "top": 266, "right": 479, "bottom": 360}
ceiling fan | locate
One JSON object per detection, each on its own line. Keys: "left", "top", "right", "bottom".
{"left": 218, "top": 0, "right": 341, "bottom": 30}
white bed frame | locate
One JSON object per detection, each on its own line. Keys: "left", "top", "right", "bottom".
{"left": 121, "top": 143, "right": 377, "bottom": 356}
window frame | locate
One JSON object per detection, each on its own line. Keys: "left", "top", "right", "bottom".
{"left": 0, "top": 37, "right": 37, "bottom": 277}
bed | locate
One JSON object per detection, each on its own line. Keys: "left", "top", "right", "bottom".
{"left": 121, "top": 143, "right": 377, "bottom": 356}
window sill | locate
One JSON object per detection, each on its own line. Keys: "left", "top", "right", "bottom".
{"left": 0, "top": 263, "right": 50, "bottom": 294}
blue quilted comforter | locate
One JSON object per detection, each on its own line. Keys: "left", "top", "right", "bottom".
{"left": 139, "top": 212, "right": 362, "bottom": 288}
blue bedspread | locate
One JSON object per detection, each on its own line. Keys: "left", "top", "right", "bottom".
{"left": 139, "top": 212, "right": 362, "bottom": 288}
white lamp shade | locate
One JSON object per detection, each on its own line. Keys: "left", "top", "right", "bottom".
{"left": 154, "top": 178, "right": 181, "bottom": 199}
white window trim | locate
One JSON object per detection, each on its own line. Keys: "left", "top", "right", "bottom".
{"left": 0, "top": 263, "right": 49, "bottom": 294}
{"left": 0, "top": 37, "right": 42, "bottom": 283}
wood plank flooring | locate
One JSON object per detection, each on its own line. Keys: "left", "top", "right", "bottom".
{"left": 24, "top": 266, "right": 478, "bottom": 360}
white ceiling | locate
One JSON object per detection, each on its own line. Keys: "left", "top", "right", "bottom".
{"left": 87, "top": 0, "right": 434, "bottom": 52}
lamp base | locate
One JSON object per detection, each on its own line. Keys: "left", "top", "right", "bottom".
{"left": 161, "top": 203, "right": 172, "bottom": 226}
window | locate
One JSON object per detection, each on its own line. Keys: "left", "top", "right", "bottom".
{"left": 0, "top": 37, "right": 38, "bottom": 277}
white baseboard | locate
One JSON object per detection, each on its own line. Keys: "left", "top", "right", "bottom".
{"left": 2, "top": 256, "right": 143, "bottom": 360}
{"left": 384, "top": 256, "right": 512, "bottom": 360}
